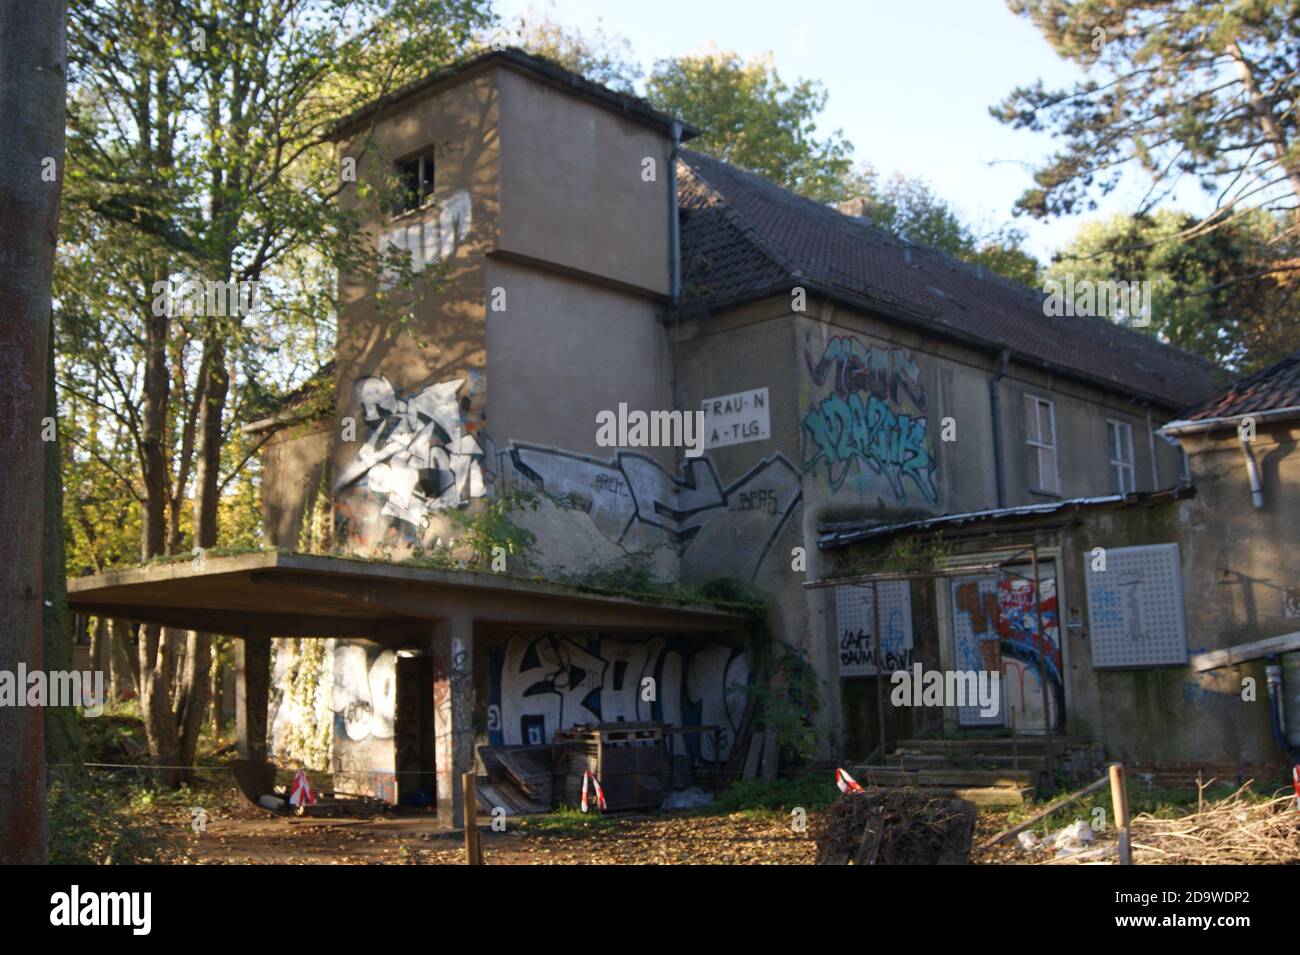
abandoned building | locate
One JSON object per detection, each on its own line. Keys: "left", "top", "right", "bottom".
{"left": 66, "top": 47, "right": 1299, "bottom": 821}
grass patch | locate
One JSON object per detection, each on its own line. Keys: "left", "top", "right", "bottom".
{"left": 711, "top": 774, "right": 840, "bottom": 815}
{"left": 518, "top": 805, "right": 621, "bottom": 834}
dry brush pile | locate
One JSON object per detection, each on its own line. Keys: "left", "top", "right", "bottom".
{"left": 1126, "top": 784, "right": 1300, "bottom": 865}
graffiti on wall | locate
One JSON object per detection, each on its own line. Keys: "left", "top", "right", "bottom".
{"left": 378, "top": 188, "right": 472, "bottom": 288}
{"left": 835, "top": 581, "right": 915, "bottom": 677}
{"left": 508, "top": 443, "right": 801, "bottom": 581}
{"left": 950, "top": 574, "right": 1063, "bottom": 731}
{"left": 488, "top": 634, "right": 749, "bottom": 762}
{"left": 800, "top": 336, "right": 938, "bottom": 505}
{"left": 332, "top": 642, "right": 399, "bottom": 802}
{"left": 334, "top": 375, "right": 491, "bottom": 539}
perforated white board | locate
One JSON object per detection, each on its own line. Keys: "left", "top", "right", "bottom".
{"left": 836, "top": 581, "right": 913, "bottom": 677}
{"left": 1084, "top": 543, "right": 1188, "bottom": 668}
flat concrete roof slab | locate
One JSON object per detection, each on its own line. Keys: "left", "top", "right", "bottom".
{"left": 67, "top": 551, "right": 753, "bottom": 638}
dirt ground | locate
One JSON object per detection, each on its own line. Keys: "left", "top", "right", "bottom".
{"left": 131, "top": 787, "right": 1025, "bottom": 864}
{"left": 146, "top": 802, "right": 820, "bottom": 865}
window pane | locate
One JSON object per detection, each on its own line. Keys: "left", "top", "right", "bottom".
{"left": 1039, "top": 447, "right": 1057, "bottom": 492}
{"left": 419, "top": 153, "right": 435, "bottom": 197}
{"left": 1039, "top": 402, "right": 1054, "bottom": 444}
{"left": 1107, "top": 422, "right": 1117, "bottom": 459}
{"left": 1024, "top": 396, "right": 1038, "bottom": 441}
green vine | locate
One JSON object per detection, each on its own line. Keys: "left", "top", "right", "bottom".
{"left": 736, "top": 643, "right": 822, "bottom": 761}
{"left": 278, "top": 638, "right": 332, "bottom": 769}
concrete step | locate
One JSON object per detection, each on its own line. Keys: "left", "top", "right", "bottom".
{"left": 850, "top": 766, "right": 1038, "bottom": 789}
{"left": 892, "top": 737, "right": 1084, "bottom": 756}
{"left": 881, "top": 753, "right": 1047, "bottom": 772}
{"left": 943, "top": 786, "right": 1034, "bottom": 808}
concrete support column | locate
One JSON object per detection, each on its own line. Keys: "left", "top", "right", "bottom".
{"left": 235, "top": 636, "right": 271, "bottom": 763}
{"left": 432, "top": 615, "right": 475, "bottom": 828}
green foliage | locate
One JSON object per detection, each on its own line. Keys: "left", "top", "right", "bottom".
{"left": 1047, "top": 208, "right": 1300, "bottom": 373}
{"left": 500, "top": 8, "right": 643, "bottom": 92}
{"left": 646, "top": 50, "right": 865, "bottom": 203}
{"left": 855, "top": 176, "right": 1041, "bottom": 285}
{"left": 521, "top": 805, "right": 620, "bottom": 833}
{"left": 995, "top": 0, "right": 1300, "bottom": 335}
{"left": 996, "top": 2, "right": 1300, "bottom": 222}
{"left": 876, "top": 534, "right": 955, "bottom": 576}
{"left": 447, "top": 487, "right": 540, "bottom": 569}
{"left": 712, "top": 773, "right": 839, "bottom": 814}
{"left": 47, "top": 774, "right": 158, "bottom": 865}
{"left": 277, "top": 639, "right": 333, "bottom": 770}
{"left": 740, "top": 643, "right": 821, "bottom": 760}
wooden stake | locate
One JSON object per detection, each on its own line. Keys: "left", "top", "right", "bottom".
{"left": 1109, "top": 763, "right": 1132, "bottom": 865}
{"left": 463, "top": 772, "right": 482, "bottom": 865}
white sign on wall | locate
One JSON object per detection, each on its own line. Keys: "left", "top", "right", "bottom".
{"left": 835, "top": 581, "right": 914, "bottom": 677}
{"left": 701, "top": 387, "right": 770, "bottom": 450}
{"left": 1085, "top": 543, "right": 1188, "bottom": 668}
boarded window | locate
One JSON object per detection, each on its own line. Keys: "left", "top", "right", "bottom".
{"left": 1084, "top": 543, "right": 1188, "bottom": 667}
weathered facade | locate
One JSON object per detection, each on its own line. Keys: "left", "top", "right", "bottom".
{"left": 249, "top": 47, "right": 1286, "bottom": 805}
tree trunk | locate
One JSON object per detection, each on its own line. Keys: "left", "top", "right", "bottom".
{"left": 43, "top": 318, "right": 82, "bottom": 770}
{"left": 109, "top": 618, "right": 139, "bottom": 701}
{"left": 209, "top": 651, "right": 224, "bottom": 740}
{"left": 137, "top": 624, "right": 183, "bottom": 787}
{"left": 0, "top": 0, "right": 66, "bottom": 864}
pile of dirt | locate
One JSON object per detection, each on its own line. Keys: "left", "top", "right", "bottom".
{"left": 813, "top": 787, "right": 976, "bottom": 865}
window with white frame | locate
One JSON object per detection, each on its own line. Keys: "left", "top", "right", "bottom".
{"left": 1024, "top": 395, "right": 1060, "bottom": 493}
{"left": 1106, "top": 419, "right": 1136, "bottom": 493}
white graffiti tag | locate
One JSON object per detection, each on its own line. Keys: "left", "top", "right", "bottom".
{"left": 334, "top": 375, "right": 486, "bottom": 528}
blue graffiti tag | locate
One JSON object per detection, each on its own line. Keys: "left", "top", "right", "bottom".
{"left": 801, "top": 391, "right": 938, "bottom": 503}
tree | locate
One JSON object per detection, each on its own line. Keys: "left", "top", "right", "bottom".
{"left": 853, "top": 175, "right": 1042, "bottom": 285}
{"left": 1047, "top": 208, "right": 1299, "bottom": 371}
{"left": 60, "top": 0, "right": 492, "bottom": 785}
{"left": 646, "top": 49, "right": 868, "bottom": 203}
{"left": 501, "top": 5, "right": 642, "bottom": 92}
{"left": 995, "top": 1, "right": 1300, "bottom": 268}
{"left": 0, "top": 0, "right": 67, "bottom": 864}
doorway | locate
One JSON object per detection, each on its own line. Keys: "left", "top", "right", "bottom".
{"left": 947, "top": 561, "right": 1063, "bottom": 734}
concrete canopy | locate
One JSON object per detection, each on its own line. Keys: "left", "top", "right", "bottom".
{"left": 66, "top": 550, "right": 754, "bottom": 641}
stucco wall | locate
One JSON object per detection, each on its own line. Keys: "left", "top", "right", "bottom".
{"left": 332, "top": 68, "right": 502, "bottom": 553}
{"left": 496, "top": 66, "right": 671, "bottom": 296}
{"left": 259, "top": 422, "right": 332, "bottom": 549}
{"left": 670, "top": 292, "right": 1192, "bottom": 756}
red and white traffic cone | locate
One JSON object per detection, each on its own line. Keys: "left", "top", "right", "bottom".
{"left": 581, "top": 770, "right": 607, "bottom": 813}
{"left": 836, "top": 767, "right": 865, "bottom": 794}
{"left": 289, "top": 768, "right": 317, "bottom": 809}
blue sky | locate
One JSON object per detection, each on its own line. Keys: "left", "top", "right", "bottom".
{"left": 495, "top": 0, "right": 1211, "bottom": 263}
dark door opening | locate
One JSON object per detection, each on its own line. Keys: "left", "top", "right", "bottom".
{"left": 395, "top": 654, "right": 437, "bottom": 806}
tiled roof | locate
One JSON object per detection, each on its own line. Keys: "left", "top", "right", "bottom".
{"left": 1179, "top": 351, "right": 1300, "bottom": 421}
{"left": 676, "top": 149, "right": 1219, "bottom": 409}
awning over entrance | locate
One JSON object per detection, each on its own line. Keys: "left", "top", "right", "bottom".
{"left": 66, "top": 550, "right": 753, "bottom": 639}
{"left": 66, "top": 551, "right": 753, "bottom": 829}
